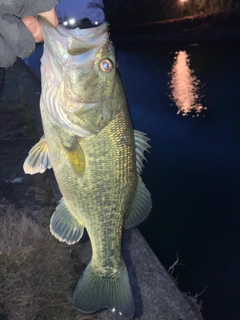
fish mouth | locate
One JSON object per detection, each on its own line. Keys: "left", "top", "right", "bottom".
{"left": 39, "top": 17, "right": 108, "bottom": 58}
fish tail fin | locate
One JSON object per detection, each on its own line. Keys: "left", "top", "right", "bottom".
{"left": 73, "top": 262, "right": 135, "bottom": 318}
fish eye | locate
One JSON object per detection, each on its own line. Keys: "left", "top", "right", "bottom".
{"left": 100, "top": 59, "right": 113, "bottom": 73}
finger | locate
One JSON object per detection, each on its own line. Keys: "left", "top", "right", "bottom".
{"left": 22, "top": 8, "right": 58, "bottom": 43}
{"left": 22, "top": 16, "right": 43, "bottom": 43}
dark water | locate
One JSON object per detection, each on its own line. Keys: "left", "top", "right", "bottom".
{"left": 116, "top": 42, "right": 240, "bottom": 320}
{"left": 25, "top": 41, "right": 240, "bottom": 320}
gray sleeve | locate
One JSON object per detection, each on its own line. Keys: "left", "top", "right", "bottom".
{"left": 0, "top": 14, "right": 35, "bottom": 67}
{"left": 0, "top": 34, "right": 17, "bottom": 67}
{"left": 17, "top": 0, "right": 60, "bottom": 18}
{"left": 0, "top": 0, "right": 59, "bottom": 17}
{"left": 0, "top": 0, "right": 59, "bottom": 67}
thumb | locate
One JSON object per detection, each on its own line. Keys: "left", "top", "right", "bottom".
{"left": 22, "top": 16, "right": 43, "bottom": 43}
{"left": 22, "top": 9, "right": 58, "bottom": 43}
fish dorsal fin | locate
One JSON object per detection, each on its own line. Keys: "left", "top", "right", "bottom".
{"left": 61, "top": 134, "right": 85, "bottom": 178}
{"left": 124, "top": 175, "right": 152, "bottom": 229}
{"left": 50, "top": 198, "right": 84, "bottom": 245}
{"left": 23, "top": 136, "right": 52, "bottom": 175}
{"left": 134, "top": 130, "right": 151, "bottom": 174}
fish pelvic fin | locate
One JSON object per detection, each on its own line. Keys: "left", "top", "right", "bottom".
{"left": 124, "top": 175, "right": 152, "bottom": 229}
{"left": 134, "top": 130, "right": 151, "bottom": 174}
{"left": 50, "top": 198, "right": 84, "bottom": 245}
{"left": 23, "top": 136, "right": 52, "bottom": 175}
{"left": 73, "top": 262, "right": 135, "bottom": 318}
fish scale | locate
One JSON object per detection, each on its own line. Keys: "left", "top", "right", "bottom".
{"left": 23, "top": 17, "right": 151, "bottom": 318}
{"left": 42, "top": 108, "right": 136, "bottom": 268}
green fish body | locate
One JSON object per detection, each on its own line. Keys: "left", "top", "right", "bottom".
{"left": 24, "top": 18, "right": 151, "bottom": 318}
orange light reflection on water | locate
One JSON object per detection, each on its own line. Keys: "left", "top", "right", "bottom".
{"left": 169, "top": 50, "right": 206, "bottom": 116}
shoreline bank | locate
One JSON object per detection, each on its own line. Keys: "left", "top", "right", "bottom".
{"left": 109, "top": 10, "right": 240, "bottom": 43}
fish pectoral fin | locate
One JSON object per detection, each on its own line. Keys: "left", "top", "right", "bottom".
{"left": 134, "top": 130, "right": 151, "bottom": 174}
{"left": 61, "top": 135, "right": 85, "bottom": 177}
{"left": 124, "top": 175, "right": 152, "bottom": 229}
{"left": 50, "top": 198, "right": 84, "bottom": 245}
{"left": 23, "top": 135, "right": 52, "bottom": 175}
{"left": 73, "top": 262, "right": 135, "bottom": 318}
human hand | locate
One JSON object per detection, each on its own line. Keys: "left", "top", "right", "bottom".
{"left": 22, "top": 8, "right": 58, "bottom": 43}
{"left": 0, "top": 0, "right": 59, "bottom": 68}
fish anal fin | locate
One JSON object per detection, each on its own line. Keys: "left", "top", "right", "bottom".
{"left": 134, "top": 130, "right": 151, "bottom": 174}
{"left": 61, "top": 135, "right": 85, "bottom": 177}
{"left": 23, "top": 136, "right": 52, "bottom": 175}
{"left": 73, "top": 262, "right": 135, "bottom": 318}
{"left": 50, "top": 198, "right": 84, "bottom": 245}
{"left": 124, "top": 175, "right": 152, "bottom": 229}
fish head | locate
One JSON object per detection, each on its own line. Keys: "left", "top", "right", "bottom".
{"left": 40, "top": 18, "right": 119, "bottom": 136}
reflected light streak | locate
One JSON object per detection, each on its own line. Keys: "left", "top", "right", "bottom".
{"left": 169, "top": 51, "right": 206, "bottom": 116}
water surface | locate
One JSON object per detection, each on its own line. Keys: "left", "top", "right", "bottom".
{"left": 116, "top": 41, "right": 240, "bottom": 320}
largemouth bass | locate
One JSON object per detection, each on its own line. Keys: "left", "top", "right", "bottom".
{"left": 24, "top": 17, "right": 151, "bottom": 318}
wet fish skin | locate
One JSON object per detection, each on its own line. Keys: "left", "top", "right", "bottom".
{"left": 24, "top": 17, "right": 151, "bottom": 318}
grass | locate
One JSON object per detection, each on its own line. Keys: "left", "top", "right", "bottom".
{"left": 0, "top": 199, "right": 96, "bottom": 320}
